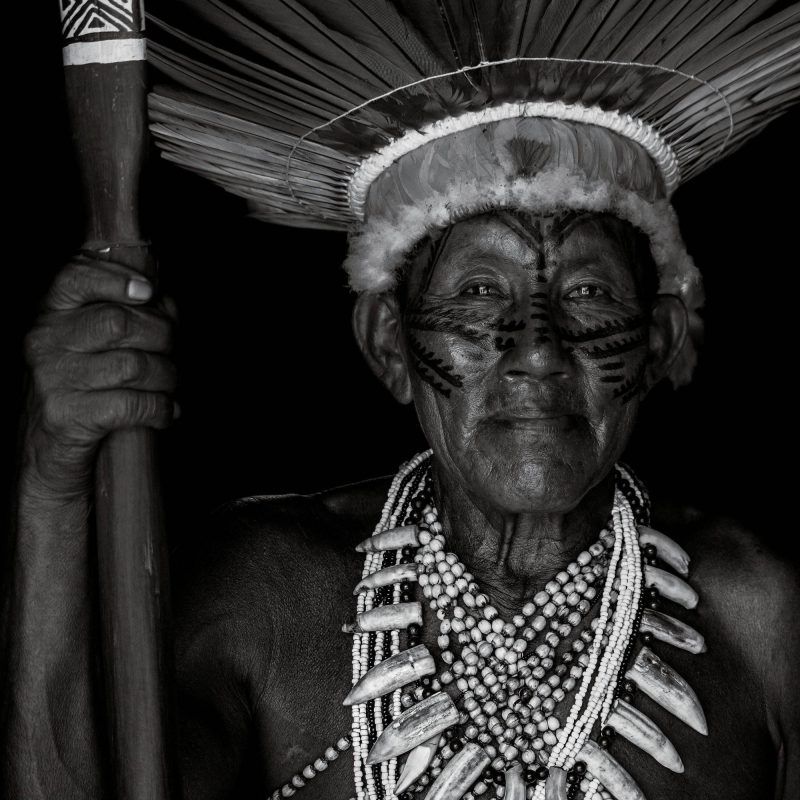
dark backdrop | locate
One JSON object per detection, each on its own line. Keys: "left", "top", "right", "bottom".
{"left": 5, "top": 6, "right": 799, "bottom": 560}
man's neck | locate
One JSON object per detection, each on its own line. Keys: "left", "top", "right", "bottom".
{"left": 433, "top": 467, "right": 614, "bottom": 617}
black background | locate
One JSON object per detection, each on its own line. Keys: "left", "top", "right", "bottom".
{"left": 5, "top": 6, "right": 799, "bottom": 559}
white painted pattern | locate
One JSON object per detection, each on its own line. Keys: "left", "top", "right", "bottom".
{"left": 60, "top": 0, "right": 142, "bottom": 41}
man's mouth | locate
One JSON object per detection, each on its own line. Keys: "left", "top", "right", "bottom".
{"left": 491, "top": 409, "right": 578, "bottom": 432}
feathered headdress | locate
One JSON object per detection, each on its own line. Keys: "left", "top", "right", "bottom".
{"left": 144, "top": 0, "right": 800, "bottom": 383}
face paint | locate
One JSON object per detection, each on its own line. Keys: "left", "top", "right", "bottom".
{"left": 407, "top": 333, "right": 465, "bottom": 398}
{"left": 399, "top": 211, "right": 654, "bottom": 513}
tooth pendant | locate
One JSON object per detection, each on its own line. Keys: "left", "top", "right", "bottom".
{"left": 625, "top": 646, "right": 708, "bottom": 735}
{"left": 352, "top": 601, "right": 423, "bottom": 633}
{"left": 638, "top": 526, "right": 690, "bottom": 576}
{"left": 544, "top": 766, "right": 568, "bottom": 800}
{"left": 644, "top": 564, "right": 698, "bottom": 609}
{"left": 366, "top": 692, "right": 458, "bottom": 765}
{"left": 578, "top": 740, "right": 646, "bottom": 800}
{"left": 355, "top": 525, "right": 419, "bottom": 553}
{"left": 641, "top": 609, "right": 706, "bottom": 654}
{"left": 393, "top": 735, "right": 439, "bottom": 795}
{"left": 353, "top": 562, "right": 420, "bottom": 594}
{"left": 423, "top": 742, "right": 489, "bottom": 800}
{"left": 607, "top": 698, "right": 684, "bottom": 773}
{"left": 343, "top": 645, "right": 435, "bottom": 706}
{"left": 503, "top": 764, "right": 526, "bottom": 800}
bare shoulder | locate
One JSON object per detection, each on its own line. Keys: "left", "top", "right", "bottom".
{"left": 653, "top": 503, "right": 798, "bottom": 625}
{"left": 171, "top": 475, "right": 391, "bottom": 694}
{"left": 652, "top": 502, "right": 799, "bottom": 724}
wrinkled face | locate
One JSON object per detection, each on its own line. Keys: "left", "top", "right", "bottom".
{"left": 399, "top": 211, "right": 655, "bottom": 514}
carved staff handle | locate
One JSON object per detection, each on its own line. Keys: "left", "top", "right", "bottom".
{"left": 58, "top": 3, "right": 178, "bottom": 798}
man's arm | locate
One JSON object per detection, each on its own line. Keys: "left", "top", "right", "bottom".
{"left": 1, "top": 257, "right": 176, "bottom": 798}
{"left": 765, "top": 559, "right": 800, "bottom": 799}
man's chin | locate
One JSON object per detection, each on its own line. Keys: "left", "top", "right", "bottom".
{"left": 468, "top": 444, "right": 592, "bottom": 514}
{"left": 476, "top": 418, "right": 591, "bottom": 466}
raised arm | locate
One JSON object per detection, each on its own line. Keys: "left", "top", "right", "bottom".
{"left": 2, "top": 256, "right": 176, "bottom": 798}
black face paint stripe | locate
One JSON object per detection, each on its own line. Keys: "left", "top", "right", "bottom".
{"left": 583, "top": 333, "right": 648, "bottom": 360}
{"left": 496, "top": 210, "right": 544, "bottom": 249}
{"left": 494, "top": 337, "right": 516, "bottom": 352}
{"left": 556, "top": 315, "right": 646, "bottom": 344}
{"left": 599, "top": 361, "right": 625, "bottom": 371}
{"left": 548, "top": 210, "right": 598, "bottom": 245}
{"left": 613, "top": 359, "right": 647, "bottom": 402}
{"left": 492, "top": 318, "right": 527, "bottom": 332}
{"left": 408, "top": 335, "right": 464, "bottom": 389}
{"left": 411, "top": 358, "right": 452, "bottom": 398}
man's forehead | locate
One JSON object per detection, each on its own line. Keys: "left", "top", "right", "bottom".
{"left": 436, "top": 211, "right": 628, "bottom": 264}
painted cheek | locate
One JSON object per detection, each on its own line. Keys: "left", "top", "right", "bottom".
{"left": 406, "top": 300, "right": 508, "bottom": 396}
{"left": 553, "top": 311, "right": 649, "bottom": 404}
{"left": 407, "top": 331, "right": 465, "bottom": 399}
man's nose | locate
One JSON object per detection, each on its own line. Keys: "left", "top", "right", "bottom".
{"left": 497, "top": 306, "right": 572, "bottom": 382}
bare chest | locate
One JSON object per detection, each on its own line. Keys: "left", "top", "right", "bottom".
{"left": 257, "top": 593, "right": 777, "bottom": 800}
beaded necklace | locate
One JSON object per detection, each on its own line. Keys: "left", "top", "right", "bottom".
{"left": 269, "top": 451, "right": 706, "bottom": 800}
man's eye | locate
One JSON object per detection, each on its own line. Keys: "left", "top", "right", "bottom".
{"left": 463, "top": 284, "right": 497, "bottom": 297}
{"left": 566, "top": 284, "right": 607, "bottom": 300}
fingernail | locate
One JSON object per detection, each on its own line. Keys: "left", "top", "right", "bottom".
{"left": 127, "top": 278, "right": 152, "bottom": 301}
{"left": 172, "top": 401, "right": 181, "bottom": 420}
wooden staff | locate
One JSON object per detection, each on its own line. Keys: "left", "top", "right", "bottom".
{"left": 59, "top": 3, "right": 178, "bottom": 798}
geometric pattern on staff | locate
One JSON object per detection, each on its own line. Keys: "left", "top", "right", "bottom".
{"left": 60, "top": 0, "right": 142, "bottom": 42}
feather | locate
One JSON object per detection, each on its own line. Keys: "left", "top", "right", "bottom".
{"left": 342, "top": 0, "right": 447, "bottom": 76}
{"left": 639, "top": 12, "right": 800, "bottom": 118}
{"left": 609, "top": 0, "right": 727, "bottom": 62}
{"left": 528, "top": 0, "right": 586, "bottom": 56}
{"left": 502, "top": 0, "right": 546, "bottom": 57}
{"left": 149, "top": 14, "right": 371, "bottom": 115}
{"left": 185, "top": 0, "right": 384, "bottom": 97}
{"left": 586, "top": 0, "right": 673, "bottom": 61}
{"left": 654, "top": 0, "right": 779, "bottom": 69}
{"left": 552, "top": 0, "right": 632, "bottom": 59}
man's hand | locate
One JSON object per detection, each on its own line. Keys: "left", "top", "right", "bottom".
{"left": 23, "top": 254, "right": 178, "bottom": 499}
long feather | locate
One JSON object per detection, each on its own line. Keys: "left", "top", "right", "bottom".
{"left": 653, "top": 0, "right": 779, "bottom": 68}
{"left": 182, "top": 0, "right": 384, "bottom": 97}
{"left": 528, "top": 0, "right": 586, "bottom": 56}
{"left": 343, "top": 0, "right": 447, "bottom": 76}
{"left": 552, "top": 0, "right": 631, "bottom": 59}
{"left": 511, "top": 0, "right": 550, "bottom": 58}
{"left": 148, "top": 16, "right": 353, "bottom": 115}
{"left": 637, "top": 11, "right": 800, "bottom": 118}
{"left": 587, "top": 0, "right": 675, "bottom": 60}
{"left": 609, "top": 0, "right": 727, "bottom": 62}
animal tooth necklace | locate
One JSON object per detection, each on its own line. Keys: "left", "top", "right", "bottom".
{"left": 269, "top": 451, "right": 706, "bottom": 800}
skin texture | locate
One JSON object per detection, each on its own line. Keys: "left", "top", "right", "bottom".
{"left": 3, "top": 217, "right": 798, "bottom": 800}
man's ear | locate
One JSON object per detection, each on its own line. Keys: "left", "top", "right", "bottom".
{"left": 353, "top": 292, "right": 413, "bottom": 404}
{"left": 644, "top": 294, "right": 689, "bottom": 391}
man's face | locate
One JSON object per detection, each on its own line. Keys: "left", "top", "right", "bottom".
{"left": 399, "top": 211, "right": 653, "bottom": 514}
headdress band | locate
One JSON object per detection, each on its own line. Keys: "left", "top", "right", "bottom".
{"left": 348, "top": 100, "right": 680, "bottom": 217}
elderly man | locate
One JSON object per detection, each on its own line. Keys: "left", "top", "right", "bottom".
{"left": 5, "top": 2, "right": 800, "bottom": 800}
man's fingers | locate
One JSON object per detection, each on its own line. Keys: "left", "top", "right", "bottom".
{"left": 46, "top": 350, "right": 178, "bottom": 393}
{"left": 57, "top": 303, "right": 174, "bottom": 354}
{"left": 45, "top": 258, "right": 153, "bottom": 311}
{"left": 42, "top": 390, "right": 178, "bottom": 440}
